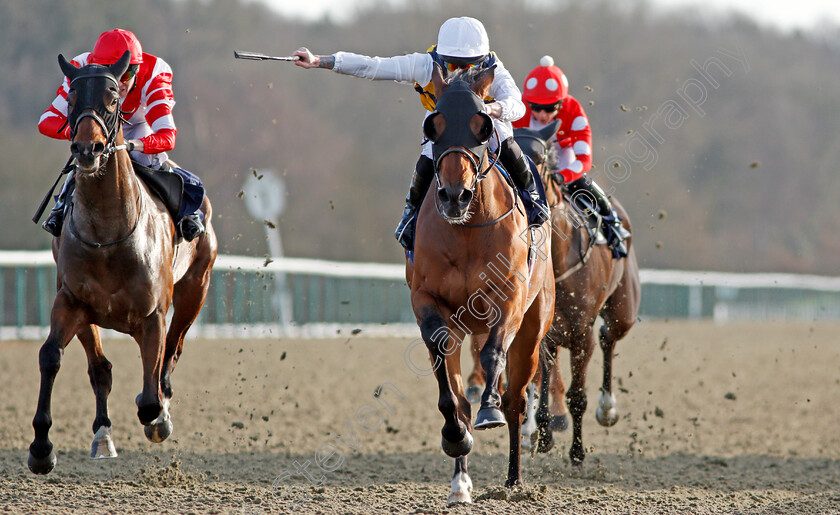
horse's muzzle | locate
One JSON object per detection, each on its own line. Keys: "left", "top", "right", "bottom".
{"left": 71, "top": 141, "right": 106, "bottom": 171}
{"left": 437, "top": 186, "right": 473, "bottom": 221}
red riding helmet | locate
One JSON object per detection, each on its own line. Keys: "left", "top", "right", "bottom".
{"left": 522, "top": 55, "right": 569, "bottom": 105}
{"left": 89, "top": 29, "right": 143, "bottom": 65}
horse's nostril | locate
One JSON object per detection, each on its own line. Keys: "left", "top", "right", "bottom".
{"left": 459, "top": 190, "right": 473, "bottom": 205}
{"left": 92, "top": 142, "right": 105, "bottom": 155}
{"left": 438, "top": 188, "right": 450, "bottom": 204}
{"left": 70, "top": 143, "right": 81, "bottom": 155}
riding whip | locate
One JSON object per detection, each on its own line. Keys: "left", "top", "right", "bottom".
{"left": 233, "top": 51, "right": 300, "bottom": 62}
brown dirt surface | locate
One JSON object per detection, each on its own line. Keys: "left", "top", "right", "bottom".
{"left": 1, "top": 321, "right": 839, "bottom": 514}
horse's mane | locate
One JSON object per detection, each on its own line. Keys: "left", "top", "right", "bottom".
{"left": 446, "top": 66, "right": 486, "bottom": 86}
{"left": 544, "top": 145, "right": 559, "bottom": 171}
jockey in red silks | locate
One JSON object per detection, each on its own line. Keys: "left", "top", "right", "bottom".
{"left": 513, "top": 56, "right": 630, "bottom": 258}
{"left": 38, "top": 28, "right": 206, "bottom": 241}
{"left": 293, "top": 17, "right": 550, "bottom": 252}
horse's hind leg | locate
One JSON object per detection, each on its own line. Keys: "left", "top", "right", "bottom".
{"left": 161, "top": 260, "right": 213, "bottom": 400}
{"left": 502, "top": 321, "right": 542, "bottom": 487}
{"left": 596, "top": 277, "right": 639, "bottom": 428}
{"left": 549, "top": 358, "right": 570, "bottom": 431}
{"left": 28, "top": 291, "right": 83, "bottom": 474}
{"left": 77, "top": 324, "right": 117, "bottom": 459}
{"left": 535, "top": 335, "right": 557, "bottom": 453}
{"left": 133, "top": 312, "right": 172, "bottom": 442}
{"left": 465, "top": 334, "right": 486, "bottom": 404}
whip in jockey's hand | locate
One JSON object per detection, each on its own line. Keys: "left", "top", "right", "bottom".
{"left": 290, "top": 17, "right": 551, "bottom": 252}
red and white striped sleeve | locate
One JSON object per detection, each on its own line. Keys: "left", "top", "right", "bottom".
{"left": 138, "top": 55, "right": 177, "bottom": 153}
{"left": 37, "top": 53, "right": 89, "bottom": 141}
{"left": 555, "top": 96, "right": 592, "bottom": 183}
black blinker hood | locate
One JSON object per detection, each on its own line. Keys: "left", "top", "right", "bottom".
{"left": 427, "top": 80, "right": 491, "bottom": 166}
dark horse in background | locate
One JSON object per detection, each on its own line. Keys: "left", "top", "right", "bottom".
{"left": 519, "top": 122, "right": 641, "bottom": 464}
{"left": 405, "top": 64, "right": 555, "bottom": 504}
{"left": 28, "top": 51, "right": 217, "bottom": 474}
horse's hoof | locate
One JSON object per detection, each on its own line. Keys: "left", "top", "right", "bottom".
{"left": 27, "top": 448, "right": 57, "bottom": 475}
{"left": 570, "top": 444, "right": 586, "bottom": 465}
{"left": 596, "top": 392, "right": 619, "bottom": 427}
{"left": 521, "top": 435, "right": 534, "bottom": 451}
{"left": 90, "top": 426, "right": 118, "bottom": 459}
{"left": 447, "top": 491, "right": 472, "bottom": 505}
{"left": 441, "top": 431, "right": 473, "bottom": 458}
{"left": 144, "top": 418, "right": 174, "bottom": 443}
{"left": 447, "top": 471, "right": 473, "bottom": 505}
{"left": 465, "top": 385, "right": 483, "bottom": 404}
{"left": 537, "top": 430, "right": 554, "bottom": 454}
{"left": 550, "top": 414, "right": 570, "bottom": 432}
{"left": 474, "top": 407, "right": 506, "bottom": 430}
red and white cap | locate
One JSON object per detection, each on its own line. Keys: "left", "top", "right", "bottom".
{"left": 522, "top": 55, "right": 569, "bottom": 104}
{"left": 90, "top": 28, "right": 143, "bottom": 65}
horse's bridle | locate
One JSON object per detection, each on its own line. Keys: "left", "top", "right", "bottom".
{"left": 63, "top": 71, "right": 130, "bottom": 159}
{"left": 62, "top": 65, "right": 140, "bottom": 247}
{"left": 432, "top": 127, "right": 520, "bottom": 228}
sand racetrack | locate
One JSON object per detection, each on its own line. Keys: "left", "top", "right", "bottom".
{"left": 1, "top": 321, "right": 839, "bottom": 514}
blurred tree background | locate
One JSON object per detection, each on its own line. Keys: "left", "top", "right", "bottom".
{"left": 2, "top": 0, "right": 839, "bottom": 273}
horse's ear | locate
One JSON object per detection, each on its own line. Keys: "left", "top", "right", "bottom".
{"left": 423, "top": 112, "right": 445, "bottom": 143}
{"left": 108, "top": 50, "right": 132, "bottom": 82}
{"left": 430, "top": 62, "right": 446, "bottom": 98}
{"left": 471, "top": 112, "right": 493, "bottom": 144}
{"left": 471, "top": 64, "right": 496, "bottom": 99}
{"left": 58, "top": 54, "right": 79, "bottom": 81}
{"left": 538, "top": 119, "right": 561, "bottom": 141}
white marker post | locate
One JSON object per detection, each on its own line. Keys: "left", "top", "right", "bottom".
{"left": 242, "top": 170, "right": 293, "bottom": 329}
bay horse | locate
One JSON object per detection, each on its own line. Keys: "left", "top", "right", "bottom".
{"left": 28, "top": 51, "right": 218, "bottom": 475}
{"left": 465, "top": 123, "right": 641, "bottom": 461}
{"left": 520, "top": 123, "right": 641, "bottom": 464}
{"left": 405, "top": 64, "right": 555, "bottom": 504}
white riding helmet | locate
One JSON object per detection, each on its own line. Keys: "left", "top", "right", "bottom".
{"left": 436, "top": 17, "right": 489, "bottom": 61}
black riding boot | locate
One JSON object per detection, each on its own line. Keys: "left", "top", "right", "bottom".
{"left": 178, "top": 211, "right": 205, "bottom": 242}
{"left": 565, "top": 174, "right": 630, "bottom": 258}
{"left": 42, "top": 173, "right": 76, "bottom": 237}
{"left": 395, "top": 155, "right": 435, "bottom": 251}
{"left": 498, "top": 138, "right": 550, "bottom": 226}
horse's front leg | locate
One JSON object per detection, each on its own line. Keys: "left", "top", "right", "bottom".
{"left": 133, "top": 309, "right": 172, "bottom": 443}
{"left": 28, "top": 291, "right": 84, "bottom": 474}
{"left": 475, "top": 325, "right": 510, "bottom": 429}
{"left": 77, "top": 324, "right": 117, "bottom": 459}
{"left": 444, "top": 346, "right": 474, "bottom": 505}
{"left": 417, "top": 305, "right": 472, "bottom": 459}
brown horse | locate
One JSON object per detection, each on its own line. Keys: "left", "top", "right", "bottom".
{"left": 405, "top": 64, "right": 554, "bottom": 504}
{"left": 28, "top": 51, "right": 217, "bottom": 475}
{"left": 521, "top": 124, "right": 641, "bottom": 464}
{"left": 466, "top": 123, "right": 641, "bottom": 460}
